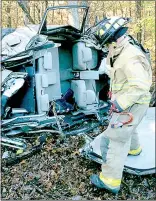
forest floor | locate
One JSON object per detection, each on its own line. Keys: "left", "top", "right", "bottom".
{"left": 1, "top": 132, "right": 155, "bottom": 200}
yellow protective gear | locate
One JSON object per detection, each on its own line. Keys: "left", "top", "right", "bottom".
{"left": 99, "top": 172, "right": 121, "bottom": 187}
{"left": 90, "top": 174, "right": 120, "bottom": 194}
{"left": 107, "top": 36, "right": 152, "bottom": 111}
{"left": 128, "top": 146, "right": 142, "bottom": 156}
{"left": 100, "top": 35, "right": 152, "bottom": 183}
{"left": 101, "top": 103, "right": 148, "bottom": 181}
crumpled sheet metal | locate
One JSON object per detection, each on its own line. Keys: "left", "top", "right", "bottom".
{"left": 2, "top": 25, "right": 39, "bottom": 59}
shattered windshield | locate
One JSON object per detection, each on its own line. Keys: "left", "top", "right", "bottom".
{"left": 39, "top": 6, "right": 88, "bottom": 33}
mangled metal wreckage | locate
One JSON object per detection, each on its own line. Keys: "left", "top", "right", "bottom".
{"left": 1, "top": 5, "right": 155, "bottom": 175}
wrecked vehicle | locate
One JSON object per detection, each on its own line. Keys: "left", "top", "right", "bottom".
{"left": 1, "top": 5, "right": 155, "bottom": 175}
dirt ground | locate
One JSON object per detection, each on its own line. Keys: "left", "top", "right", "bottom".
{"left": 1, "top": 134, "right": 156, "bottom": 200}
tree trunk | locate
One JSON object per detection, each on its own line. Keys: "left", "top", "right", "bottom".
{"left": 102, "top": 1, "right": 106, "bottom": 18}
{"left": 112, "top": 3, "right": 116, "bottom": 15}
{"left": 45, "top": 0, "right": 48, "bottom": 10}
{"left": 17, "top": 0, "right": 35, "bottom": 24}
{"left": 36, "top": 5, "right": 41, "bottom": 23}
{"left": 51, "top": 1, "right": 54, "bottom": 24}
{"left": 16, "top": 1, "right": 18, "bottom": 27}
{"left": 129, "top": 1, "right": 132, "bottom": 17}
{"left": 33, "top": 1, "right": 36, "bottom": 23}
{"left": 119, "top": 1, "right": 124, "bottom": 16}
{"left": 6, "top": 2, "right": 11, "bottom": 27}
{"left": 142, "top": 1, "right": 145, "bottom": 45}
{"left": 41, "top": 2, "right": 44, "bottom": 20}
{"left": 136, "top": 0, "right": 142, "bottom": 43}
{"left": 23, "top": 1, "right": 29, "bottom": 25}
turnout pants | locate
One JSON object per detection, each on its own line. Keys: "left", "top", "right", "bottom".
{"left": 100, "top": 104, "right": 148, "bottom": 182}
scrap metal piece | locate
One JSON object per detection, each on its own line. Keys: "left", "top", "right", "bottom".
{"left": 3, "top": 78, "right": 25, "bottom": 98}
{"left": 1, "top": 137, "right": 27, "bottom": 149}
{"left": 5, "top": 129, "right": 23, "bottom": 137}
{"left": 1, "top": 71, "right": 28, "bottom": 118}
{"left": 1, "top": 114, "right": 46, "bottom": 126}
{"left": 2, "top": 71, "right": 27, "bottom": 89}
{"left": 1, "top": 114, "right": 63, "bottom": 135}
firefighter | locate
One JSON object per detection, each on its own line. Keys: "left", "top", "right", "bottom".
{"left": 90, "top": 17, "right": 152, "bottom": 193}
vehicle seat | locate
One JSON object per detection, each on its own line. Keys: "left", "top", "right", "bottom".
{"left": 35, "top": 45, "right": 61, "bottom": 114}
{"left": 72, "top": 41, "right": 98, "bottom": 70}
{"left": 71, "top": 80, "right": 98, "bottom": 109}
{"left": 71, "top": 42, "right": 99, "bottom": 110}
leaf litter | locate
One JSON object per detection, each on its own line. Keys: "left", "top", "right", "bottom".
{"left": 1, "top": 133, "right": 156, "bottom": 200}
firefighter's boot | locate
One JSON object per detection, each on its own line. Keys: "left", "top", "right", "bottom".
{"left": 90, "top": 173, "right": 120, "bottom": 194}
{"left": 128, "top": 146, "right": 142, "bottom": 156}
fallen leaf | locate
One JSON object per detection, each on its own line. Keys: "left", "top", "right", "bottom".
{"left": 20, "top": 160, "right": 26, "bottom": 165}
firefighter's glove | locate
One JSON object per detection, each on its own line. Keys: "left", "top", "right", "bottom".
{"left": 109, "top": 102, "right": 119, "bottom": 115}
{"left": 109, "top": 100, "right": 123, "bottom": 115}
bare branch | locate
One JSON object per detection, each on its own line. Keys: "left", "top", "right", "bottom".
{"left": 17, "top": 0, "right": 35, "bottom": 24}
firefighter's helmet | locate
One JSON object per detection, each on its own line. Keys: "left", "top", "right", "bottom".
{"left": 88, "top": 17, "right": 131, "bottom": 46}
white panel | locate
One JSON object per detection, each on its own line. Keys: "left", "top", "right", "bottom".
{"left": 35, "top": 74, "right": 43, "bottom": 114}
{"left": 40, "top": 94, "right": 49, "bottom": 112}
{"left": 80, "top": 71, "right": 99, "bottom": 80}
{"left": 41, "top": 74, "right": 48, "bottom": 88}
{"left": 44, "top": 51, "right": 53, "bottom": 70}
{"left": 47, "top": 72, "right": 57, "bottom": 85}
